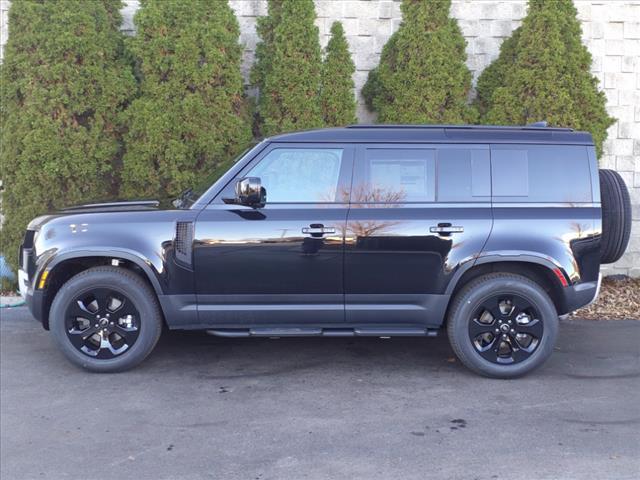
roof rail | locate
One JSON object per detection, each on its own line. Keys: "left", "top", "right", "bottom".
{"left": 346, "top": 123, "right": 573, "bottom": 132}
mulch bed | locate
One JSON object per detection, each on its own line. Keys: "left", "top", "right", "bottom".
{"left": 574, "top": 277, "right": 640, "bottom": 320}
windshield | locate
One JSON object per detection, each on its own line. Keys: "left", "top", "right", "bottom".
{"left": 173, "top": 144, "right": 257, "bottom": 209}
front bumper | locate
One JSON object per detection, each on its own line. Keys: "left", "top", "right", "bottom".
{"left": 18, "top": 269, "right": 47, "bottom": 329}
{"left": 18, "top": 269, "right": 29, "bottom": 299}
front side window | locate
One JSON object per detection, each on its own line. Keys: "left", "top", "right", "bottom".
{"left": 247, "top": 148, "right": 344, "bottom": 203}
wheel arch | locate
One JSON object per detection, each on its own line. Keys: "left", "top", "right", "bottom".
{"left": 39, "top": 252, "right": 163, "bottom": 329}
{"left": 446, "top": 257, "right": 569, "bottom": 316}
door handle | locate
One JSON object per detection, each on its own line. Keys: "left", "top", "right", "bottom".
{"left": 302, "top": 225, "right": 336, "bottom": 236}
{"left": 429, "top": 223, "right": 464, "bottom": 234}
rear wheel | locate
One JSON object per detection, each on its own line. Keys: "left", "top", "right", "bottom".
{"left": 447, "top": 273, "right": 558, "bottom": 378}
{"left": 49, "top": 267, "right": 163, "bottom": 372}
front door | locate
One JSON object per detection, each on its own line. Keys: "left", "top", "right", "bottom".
{"left": 194, "top": 143, "right": 354, "bottom": 326}
{"left": 345, "top": 144, "right": 493, "bottom": 327}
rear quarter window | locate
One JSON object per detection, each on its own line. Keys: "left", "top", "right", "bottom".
{"left": 491, "top": 145, "right": 592, "bottom": 203}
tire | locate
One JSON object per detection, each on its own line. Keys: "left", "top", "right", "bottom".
{"left": 447, "top": 273, "right": 558, "bottom": 379}
{"left": 49, "top": 266, "right": 163, "bottom": 373}
{"left": 599, "top": 169, "right": 631, "bottom": 264}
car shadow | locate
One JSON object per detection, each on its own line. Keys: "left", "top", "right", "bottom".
{"left": 143, "top": 329, "right": 464, "bottom": 379}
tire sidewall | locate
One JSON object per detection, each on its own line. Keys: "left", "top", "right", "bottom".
{"left": 599, "top": 169, "right": 632, "bottom": 264}
{"left": 49, "top": 269, "right": 161, "bottom": 373}
{"left": 450, "top": 276, "right": 558, "bottom": 378}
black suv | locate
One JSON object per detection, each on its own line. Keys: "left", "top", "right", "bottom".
{"left": 18, "top": 124, "right": 631, "bottom": 378}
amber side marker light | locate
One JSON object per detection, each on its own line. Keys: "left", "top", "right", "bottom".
{"left": 37, "top": 270, "right": 50, "bottom": 289}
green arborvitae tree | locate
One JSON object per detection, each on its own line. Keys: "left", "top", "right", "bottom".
{"left": 250, "top": 0, "right": 283, "bottom": 104}
{"left": 121, "top": 0, "right": 251, "bottom": 199}
{"left": 474, "top": 27, "right": 521, "bottom": 118}
{"left": 0, "top": 0, "right": 135, "bottom": 271}
{"left": 321, "top": 21, "right": 357, "bottom": 126}
{"left": 479, "top": 0, "right": 614, "bottom": 156}
{"left": 251, "top": 0, "right": 323, "bottom": 136}
{"left": 362, "top": 0, "right": 475, "bottom": 124}
{"left": 102, "top": 0, "right": 125, "bottom": 31}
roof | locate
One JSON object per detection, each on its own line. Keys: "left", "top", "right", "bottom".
{"left": 268, "top": 124, "right": 594, "bottom": 145}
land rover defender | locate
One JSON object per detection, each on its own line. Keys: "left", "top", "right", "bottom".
{"left": 18, "top": 124, "right": 632, "bottom": 377}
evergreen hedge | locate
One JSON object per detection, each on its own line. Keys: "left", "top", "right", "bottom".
{"left": 251, "top": 0, "right": 323, "bottom": 136}
{"left": 474, "top": 28, "right": 521, "bottom": 119}
{"left": 477, "top": 0, "right": 614, "bottom": 156}
{"left": 321, "top": 22, "right": 357, "bottom": 127}
{"left": 362, "top": 0, "right": 476, "bottom": 124}
{"left": 121, "top": 0, "right": 251, "bottom": 199}
{"left": 0, "top": 0, "right": 135, "bottom": 271}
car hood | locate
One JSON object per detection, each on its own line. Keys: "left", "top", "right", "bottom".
{"left": 27, "top": 200, "right": 162, "bottom": 230}
{"left": 60, "top": 200, "right": 161, "bottom": 212}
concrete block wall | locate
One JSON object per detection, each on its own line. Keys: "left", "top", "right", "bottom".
{"left": 1, "top": 0, "right": 638, "bottom": 276}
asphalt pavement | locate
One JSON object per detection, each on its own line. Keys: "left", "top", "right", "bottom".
{"left": 1, "top": 307, "right": 639, "bottom": 480}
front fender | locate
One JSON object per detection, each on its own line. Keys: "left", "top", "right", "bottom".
{"left": 44, "top": 249, "right": 164, "bottom": 295}
{"left": 31, "top": 209, "right": 199, "bottom": 296}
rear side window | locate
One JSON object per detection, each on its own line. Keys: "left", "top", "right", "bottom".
{"left": 491, "top": 145, "right": 592, "bottom": 202}
{"left": 354, "top": 148, "right": 436, "bottom": 203}
{"left": 437, "top": 148, "right": 490, "bottom": 202}
{"left": 354, "top": 146, "right": 490, "bottom": 203}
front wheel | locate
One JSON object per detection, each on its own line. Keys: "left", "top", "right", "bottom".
{"left": 49, "top": 267, "right": 163, "bottom": 372}
{"left": 447, "top": 273, "right": 558, "bottom": 378}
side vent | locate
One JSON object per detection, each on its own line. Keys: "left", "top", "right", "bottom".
{"left": 174, "top": 221, "right": 194, "bottom": 268}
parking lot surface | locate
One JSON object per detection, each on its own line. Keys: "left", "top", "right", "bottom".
{"left": 1, "top": 307, "right": 639, "bottom": 480}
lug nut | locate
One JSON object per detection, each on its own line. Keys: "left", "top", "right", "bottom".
{"left": 510, "top": 329, "right": 515, "bottom": 333}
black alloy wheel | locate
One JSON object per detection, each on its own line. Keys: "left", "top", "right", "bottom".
{"left": 447, "top": 273, "right": 558, "bottom": 378}
{"left": 468, "top": 294, "right": 543, "bottom": 365}
{"left": 50, "top": 266, "right": 163, "bottom": 372}
{"left": 65, "top": 288, "right": 141, "bottom": 359}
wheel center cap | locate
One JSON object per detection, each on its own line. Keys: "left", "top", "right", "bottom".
{"left": 500, "top": 323, "right": 510, "bottom": 333}
{"left": 99, "top": 318, "right": 109, "bottom": 327}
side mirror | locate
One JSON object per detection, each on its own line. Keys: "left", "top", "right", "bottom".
{"left": 235, "top": 177, "right": 266, "bottom": 207}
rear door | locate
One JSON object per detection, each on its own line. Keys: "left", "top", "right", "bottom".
{"left": 344, "top": 144, "right": 493, "bottom": 326}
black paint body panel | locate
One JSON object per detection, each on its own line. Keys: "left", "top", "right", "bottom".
{"left": 193, "top": 204, "right": 348, "bottom": 326}
{"left": 20, "top": 125, "right": 603, "bottom": 331}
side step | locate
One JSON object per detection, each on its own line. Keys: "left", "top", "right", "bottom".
{"left": 206, "top": 327, "right": 438, "bottom": 338}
